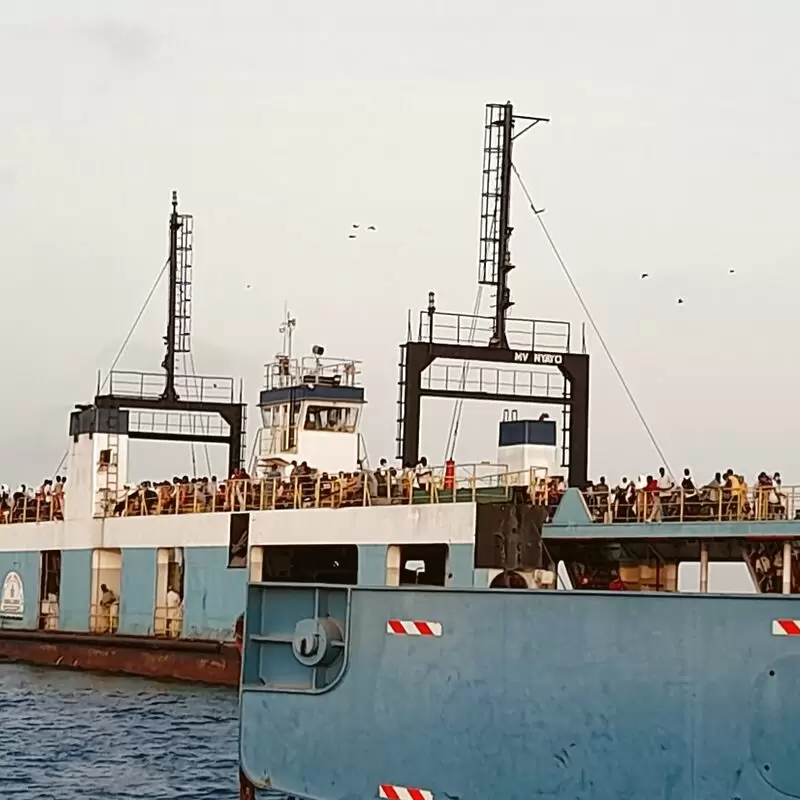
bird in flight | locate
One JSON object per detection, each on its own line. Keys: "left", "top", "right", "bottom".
{"left": 640, "top": 272, "right": 649, "bottom": 279}
{"left": 352, "top": 224, "right": 360, "bottom": 229}
{"left": 368, "top": 225, "right": 376, "bottom": 231}
{"left": 729, "top": 268, "right": 735, "bottom": 274}
{"left": 677, "top": 298, "right": 684, "bottom": 304}
{"left": 348, "top": 234, "right": 357, "bottom": 239}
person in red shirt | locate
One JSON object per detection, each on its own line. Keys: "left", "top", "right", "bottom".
{"left": 641, "top": 474, "right": 658, "bottom": 520}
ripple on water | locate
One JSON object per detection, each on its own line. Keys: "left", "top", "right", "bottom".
{"left": 0, "top": 664, "right": 238, "bottom": 800}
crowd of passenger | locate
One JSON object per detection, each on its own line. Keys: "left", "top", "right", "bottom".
{"left": 582, "top": 468, "right": 792, "bottom": 522}
{"left": 110, "top": 457, "right": 441, "bottom": 517}
{"left": 0, "top": 477, "right": 66, "bottom": 523}
{"left": 0, "top": 462, "right": 794, "bottom": 525}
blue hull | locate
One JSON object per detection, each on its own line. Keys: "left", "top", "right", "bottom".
{"left": 240, "top": 584, "right": 800, "bottom": 800}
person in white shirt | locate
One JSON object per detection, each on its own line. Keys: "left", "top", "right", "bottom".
{"left": 415, "top": 457, "right": 432, "bottom": 492}
{"left": 656, "top": 466, "right": 675, "bottom": 492}
{"left": 649, "top": 466, "right": 675, "bottom": 522}
{"left": 99, "top": 584, "right": 118, "bottom": 633}
{"left": 166, "top": 586, "right": 183, "bottom": 638}
{"left": 375, "top": 459, "right": 390, "bottom": 498}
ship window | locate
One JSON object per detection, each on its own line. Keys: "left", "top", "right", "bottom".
{"left": 304, "top": 406, "right": 357, "bottom": 433}
{"left": 398, "top": 544, "right": 448, "bottom": 586}
{"left": 262, "top": 406, "right": 281, "bottom": 428}
{"left": 260, "top": 545, "right": 358, "bottom": 584}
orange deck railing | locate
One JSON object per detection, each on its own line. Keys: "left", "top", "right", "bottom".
{"left": 582, "top": 485, "right": 797, "bottom": 523}
{"left": 99, "top": 465, "right": 550, "bottom": 518}
{"left": 0, "top": 497, "right": 64, "bottom": 524}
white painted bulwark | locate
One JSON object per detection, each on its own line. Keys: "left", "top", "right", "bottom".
{"left": 0, "top": 571, "right": 24, "bottom": 618}
{"left": 249, "top": 503, "right": 477, "bottom": 547}
{"left": 0, "top": 519, "right": 99, "bottom": 553}
{"left": 0, "top": 502, "right": 478, "bottom": 553}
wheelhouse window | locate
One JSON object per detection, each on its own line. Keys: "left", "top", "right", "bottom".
{"left": 304, "top": 406, "right": 358, "bottom": 432}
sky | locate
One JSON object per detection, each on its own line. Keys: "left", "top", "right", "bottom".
{"left": 1, "top": 0, "right": 798, "bottom": 496}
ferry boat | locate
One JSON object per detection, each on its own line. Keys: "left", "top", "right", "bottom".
{"left": 0, "top": 158, "right": 556, "bottom": 687}
{"left": 0, "top": 191, "right": 418, "bottom": 686}
{"left": 236, "top": 103, "right": 800, "bottom": 799}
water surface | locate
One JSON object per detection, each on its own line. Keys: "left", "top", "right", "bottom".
{"left": 0, "top": 665, "right": 238, "bottom": 799}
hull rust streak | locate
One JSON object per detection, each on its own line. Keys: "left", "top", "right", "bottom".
{"left": 0, "top": 629, "right": 240, "bottom": 686}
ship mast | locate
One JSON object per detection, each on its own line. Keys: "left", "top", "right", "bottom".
{"left": 396, "top": 101, "right": 592, "bottom": 488}
{"left": 161, "top": 190, "right": 193, "bottom": 401}
{"left": 479, "top": 103, "right": 548, "bottom": 348}
{"left": 87, "top": 190, "right": 246, "bottom": 487}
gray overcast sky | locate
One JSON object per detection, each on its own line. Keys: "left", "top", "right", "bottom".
{"left": 1, "top": 0, "right": 798, "bottom": 487}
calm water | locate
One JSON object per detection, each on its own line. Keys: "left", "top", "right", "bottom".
{"left": 0, "top": 664, "right": 239, "bottom": 799}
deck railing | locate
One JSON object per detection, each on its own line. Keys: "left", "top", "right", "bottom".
{"left": 6, "top": 477, "right": 793, "bottom": 525}
{"left": 89, "top": 603, "right": 119, "bottom": 634}
{"left": 100, "top": 465, "right": 550, "bottom": 518}
{"left": 0, "top": 498, "right": 64, "bottom": 524}
{"left": 153, "top": 605, "right": 183, "bottom": 638}
{"left": 582, "top": 486, "right": 798, "bottom": 523}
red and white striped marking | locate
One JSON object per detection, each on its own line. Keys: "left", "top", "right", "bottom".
{"left": 379, "top": 784, "right": 434, "bottom": 800}
{"left": 773, "top": 619, "right": 800, "bottom": 636}
{"left": 386, "top": 619, "right": 442, "bottom": 637}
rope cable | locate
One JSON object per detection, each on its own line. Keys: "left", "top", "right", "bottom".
{"left": 511, "top": 163, "right": 673, "bottom": 476}
{"left": 188, "top": 350, "right": 213, "bottom": 475}
{"left": 444, "top": 211, "right": 500, "bottom": 462}
{"left": 444, "top": 285, "right": 484, "bottom": 461}
{"left": 99, "top": 257, "right": 169, "bottom": 392}
{"left": 51, "top": 256, "right": 170, "bottom": 478}
{"left": 182, "top": 352, "right": 198, "bottom": 477}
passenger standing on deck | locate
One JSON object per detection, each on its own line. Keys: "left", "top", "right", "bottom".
{"left": 415, "top": 457, "right": 432, "bottom": 493}
{"left": 99, "top": 583, "right": 117, "bottom": 634}
{"left": 773, "top": 472, "right": 786, "bottom": 518}
{"left": 0, "top": 485, "right": 8, "bottom": 523}
{"left": 166, "top": 585, "right": 183, "bottom": 637}
{"left": 613, "top": 478, "right": 629, "bottom": 521}
{"left": 723, "top": 469, "right": 741, "bottom": 519}
{"left": 375, "top": 459, "right": 390, "bottom": 499}
{"left": 703, "top": 472, "right": 723, "bottom": 517}
{"left": 680, "top": 468, "right": 698, "bottom": 519}
{"left": 649, "top": 467, "right": 674, "bottom": 522}
{"left": 53, "top": 476, "right": 65, "bottom": 519}
{"left": 642, "top": 475, "right": 658, "bottom": 521}
{"left": 593, "top": 476, "right": 611, "bottom": 522}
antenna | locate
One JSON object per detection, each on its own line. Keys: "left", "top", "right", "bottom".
{"left": 478, "top": 102, "right": 549, "bottom": 348}
{"left": 278, "top": 305, "right": 297, "bottom": 358}
{"left": 161, "top": 190, "right": 193, "bottom": 401}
